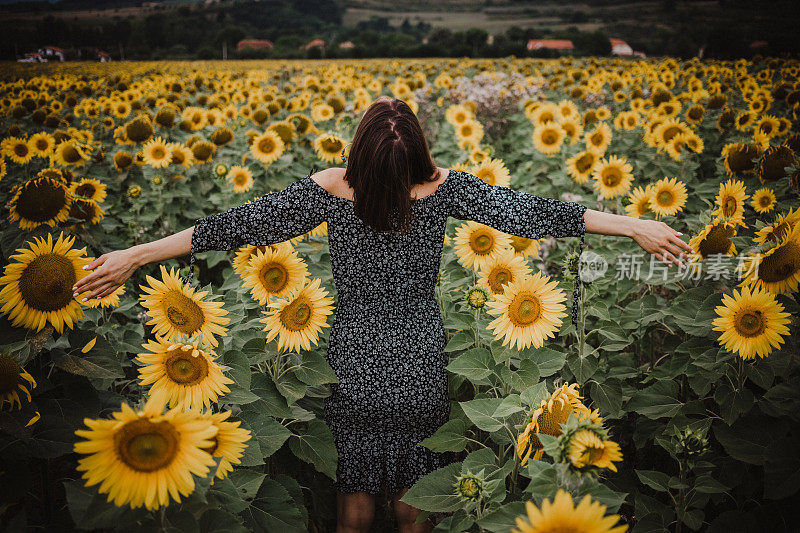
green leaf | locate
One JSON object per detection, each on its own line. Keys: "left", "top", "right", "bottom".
{"left": 525, "top": 347, "right": 566, "bottom": 377}
{"left": 764, "top": 434, "right": 800, "bottom": 499}
{"left": 713, "top": 413, "right": 789, "bottom": 466}
{"left": 459, "top": 398, "right": 504, "bottom": 432}
{"left": 242, "top": 478, "right": 306, "bottom": 532}
{"left": 589, "top": 379, "right": 623, "bottom": 417}
{"left": 520, "top": 381, "right": 549, "bottom": 407}
{"left": 566, "top": 351, "right": 599, "bottom": 384}
{"left": 446, "top": 348, "right": 493, "bottom": 382}
{"left": 492, "top": 394, "right": 524, "bottom": 418}
{"left": 628, "top": 381, "right": 682, "bottom": 419}
{"left": 476, "top": 501, "right": 526, "bottom": 532}
{"left": 240, "top": 405, "right": 292, "bottom": 457}
{"left": 692, "top": 473, "right": 728, "bottom": 494}
{"left": 250, "top": 374, "right": 293, "bottom": 418}
{"left": 419, "top": 419, "right": 467, "bottom": 453}
{"left": 444, "top": 330, "right": 474, "bottom": 352}
{"left": 294, "top": 351, "right": 339, "bottom": 386}
{"left": 636, "top": 470, "right": 670, "bottom": 492}
{"left": 524, "top": 461, "right": 560, "bottom": 500}
{"left": 288, "top": 419, "right": 338, "bottom": 480}
{"left": 273, "top": 371, "right": 307, "bottom": 406}
{"left": 509, "top": 358, "right": 540, "bottom": 393}
{"left": 399, "top": 461, "right": 464, "bottom": 512}
{"left": 199, "top": 510, "right": 248, "bottom": 533}
{"left": 63, "top": 480, "right": 140, "bottom": 530}
{"left": 52, "top": 352, "right": 123, "bottom": 379}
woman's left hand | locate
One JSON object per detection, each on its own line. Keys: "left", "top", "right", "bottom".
{"left": 629, "top": 218, "right": 693, "bottom": 268}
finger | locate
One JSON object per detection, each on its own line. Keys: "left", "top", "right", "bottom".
{"left": 82, "top": 282, "right": 117, "bottom": 302}
{"left": 670, "top": 234, "right": 693, "bottom": 254}
{"left": 83, "top": 254, "right": 108, "bottom": 272}
{"left": 663, "top": 251, "right": 683, "bottom": 268}
{"left": 664, "top": 242, "right": 686, "bottom": 259}
{"left": 76, "top": 276, "right": 113, "bottom": 298}
{"left": 91, "top": 283, "right": 120, "bottom": 301}
{"left": 73, "top": 268, "right": 106, "bottom": 293}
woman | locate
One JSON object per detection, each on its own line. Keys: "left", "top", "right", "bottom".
{"left": 72, "top": 96, "right": 691, "bottom": 533}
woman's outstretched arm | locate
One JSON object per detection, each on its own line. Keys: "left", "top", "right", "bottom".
{"left": 71, "top": 226, "right": 194, "bottom": 301}
{"left": 583, "top": 208, "right": 693, "bottom": 268}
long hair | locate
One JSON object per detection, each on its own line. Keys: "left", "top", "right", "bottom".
{"left": 343, "top": 96, "right": 438, "bottom": 234}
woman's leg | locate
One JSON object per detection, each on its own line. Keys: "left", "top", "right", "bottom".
{"left": 336, "top": 490, "right": 376, "bottom": 533}
{"left": 391, "top": 487, "right": 432, "bottom": 533}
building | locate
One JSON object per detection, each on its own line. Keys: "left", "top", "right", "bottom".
{"left": 527, "top": 39, "right": 574, "bottom": 52}
{"left": 237, "top": 39, "right": 273, "bottom": 51}
{"left": 610, "top": 38, "right": 633, "bottom": 56}
{"left": 338, "top": 41, "right": 354, "bottom": 49}
{"left": 39, "top": 46, "right": 65, "bottom": 61}
{"left": 303, "top": 39, "right": 325, "bottom": 51}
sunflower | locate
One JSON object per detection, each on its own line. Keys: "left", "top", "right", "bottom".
{"left": 83, "top": 284, "right": 125, "bottom": 308}
{"left": 28, "top": 132, "right": 56, "bottom": 158}
{"left": 714, "top": 179, "right": 749, "bottom": 226}
{"left": 260, "top": 277, "right": 335, "bottom": 353}
{"left": 138, "top": 265, "right": 230, "bottom": 347}
{"left": 738, "top": 223, "right": 800, "bottom": 295}
{"left": 242, "top": 246, "right": 309, "bottom": 305}
{"left": 511, "top": 490, "right": 628, "bottom": 533}
{"left": 735, "top": 110, "right": 756, "bottom": 131}
{"left": 7, "top": 176, "right": 72, "bottom": 230}
{"left": 531, "top": 123, "right": 566, "bottom": 157}
{"left": 712, "top": 285, "right": 790, "bottom": 360}
{"left": 73, "top": 397, "right": 217, "bottom": 510}
{"left": 311, "top": 102, "right": 334, "bottom": 122}
{"left": 68, "top": 197, "right": 104, "bottom": 225}
{"left": 0, "top": 232, "right": 89, "bottom": 333}
{"left": 471, "top": 157, "right": 511, "bottom": 187}
{"left": 751, "top": 188, "right": 777, "bottom": 214}
{"left": 689, "top": 219, "right": 737, "bottom": 261}
{"left": 113, "top": 150, "right": 134, "bottom": 172}
{"left": 648, "top": 177, "right": 687, "bottom": 218}
{"left": 584, "top": 122, "right": 612, "bottom": 154}
{"left": 169, "top": 143, "right": 194, "bottom": 167}
{"left": 566, "top": 151, "right": 599, "bottom": 185}
{"left": 653, "top": 117, "right": 689, "bottom": 148}
{"left": 559, "top": 117, "right": 584, "bottom": 145}
{"left": 51, "top": 140, "right": 89, "bottom": 167}
{"left": 453, "top": 221, "right": 512, "bottom": 271}
{"left": 190, "top": 141, "right": 216, "bottom": 164}
{"left": 753, "top": 208, "right": 800, "bottom": 245}
{"left": 137, "top": 336, "right": 234, "bottom": 411}
{"left": 625, "top": 186, "right": 653, "bottom": 218}
{"left": 509, "top": 235, "right": 542, "bottom": 260}
{"left": 199, "top": 410, "right": 252, "bottom": 480}
{"left": 456, "top": 120, "right": 485, "bottom": 149}
{"left": 516, "top": 383, "right": 588, "bottom": 465}
{"left": 592, "top": 155, "right": 634, "bottom": 199}
{"left": 70, "top": 178, "right": 107, "bottom": 203}
{"left": 226, "top": 165, "right": 254, "bottom": 193}
{"left": 142, "top": 136, "right": 173, "bottom": 169}
{"left": 722, "top": 142, "right": 761, "bottom": 176}
{"left": 1, "top": 136, "right": 34, "bottom": 165}
{"left": 485, "top": 272, "right": 566, "bottom": 351}
{"left": 477, "top": 247, "right": 532, "bottom": 295}
{"left": 759, "top": 145, "right": 798, "bottom": 183}
{"left": 247, "top": 130, "right": 284, "bottom": 165}
{"left": 210, "top": 127, "right": 234, "bottom": 147}
{"left": 0, "top": 355, "right": 37, "bottom": 411}
{"left": 566, "top": 429, "right": 624, "bottom": 472}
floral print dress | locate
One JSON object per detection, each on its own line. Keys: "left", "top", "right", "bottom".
{"left": 190, "top": 168, "right": 587, "bottom": 495}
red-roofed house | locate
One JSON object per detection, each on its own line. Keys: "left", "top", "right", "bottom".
{"left": 527, "top": 39, "right": 574, "bottom": 51}
{"left": 39, "top": 46, "right": 65, "bottom": 61}
{"left": 237, "top": 39, "right": 273, "bottom": 51}
{"left": 610, "top": 38, "right": 633, "bottom": 56}
{"left": 303, "top": 39, "right": 325, "bottom": 51}
{"left": 338, "top": 41, "right": 354, "bottom": 49}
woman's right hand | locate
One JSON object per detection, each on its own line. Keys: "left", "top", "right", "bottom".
{"left": 72, "top": 248, "right": 141, "bottom": 301}
{"left": 630, "top": 218, "right": 693, "bottom": 268}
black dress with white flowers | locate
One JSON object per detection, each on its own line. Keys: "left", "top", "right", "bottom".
{"left": 190, "top": 168, "right": 587, "bottom": 495}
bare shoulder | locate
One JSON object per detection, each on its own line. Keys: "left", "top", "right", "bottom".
{"left": 309, "top": 167, "right": 351, "bottom": 198}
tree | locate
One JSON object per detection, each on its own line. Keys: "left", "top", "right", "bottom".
{"left": 464, "top": 27, "right": 488, "bottom": 57}
{"left": 215, "top": 26, "right": 246, "bottom": 49}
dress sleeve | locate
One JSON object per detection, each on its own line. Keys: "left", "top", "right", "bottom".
{"left": 448, "top": 170, "right": 588, "bottom": 328}
{"left": 187, "top": 171, "right": 327, "bottom": 283}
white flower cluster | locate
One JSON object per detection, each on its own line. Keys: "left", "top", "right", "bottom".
{"left": 446, "top": 71, "right": 545, "bottom": 117}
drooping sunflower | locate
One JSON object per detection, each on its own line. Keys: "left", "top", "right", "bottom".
{"left": 260, "top": 277, "right": 335, "bottom": 353}
{"left": 142, "top": 136, "right": 173, "bottom": 169}
{"left": 68, "top": 197, "right": 104, "bottom": 225}
{"left": 584, "top": 122, "right": 612, "bottom": 154}
{"left": 471, "top": 157, "right": 511, "bottom": 187}
{"left": 738, "top": 223, "right": 800, "bottom": 295}
{"left": 566, "top": 150, "right": 599, "bottom": 185}
{"left": 226, "top": 165, "right": 254, "bottom": 193}
{"left": 753, "top": 208, "right": 800, "bottom": 245}
{"left": 759, "top": 145, "right": 798, "bottom": 183}
{"left": 516, "top": 383, "right": 589, "bottom": 465}
{"left": 199, "top": 410, "right": 252, "bottom": 481}
{"left": 113, "top": 150, "right": 134, "bottom": 172}
{"left": 566, "top": 428, "right": 624, "bottom": 472}
{"left": 0, "top": 232, "right": 89, "bottom": 333}
{"left": 477, "top": 247, "right": 532, "bottom": 295}
{"left": 712, "top": 285, "right": 790, "bottom": 360}
{"left": 592, "top": 155, "right": 634, "bottom": 199}
{"left": 51, "top": 140, "right": 89, "bottom": 167}
{"left": 485, "top": 272, "right": 566, "bottom": 351}
{"left": 532, "top": 123, "right": 566, "bottom": 156}
{"left": 722, "top": 143, "right": 761, "bottom": 176}
{"left": 137, "top": 336, "right": 234, "bottom": 411}
{"left": 242, "top": 246, "right": 309, "bottom": 305}
{"left": 688, "top": 219, "right": 737, "bottom": 261}
{"left": 453, "top": 221, "right": 512, "bottom": 271}
{"left": 625, "top": 186, "right": 653, "bottom": 218}
{"left": 751, "top": 188, "right": 777, "bottom": 214}
{"left": 70, "top": 178, "right": 107, "bottom": 203}
{"left": 508, "top": 235, "right": 542, "bottom": 260}
{"left": 648, "top": 177, "right": 688, "bottom": 218}
{"left": 713, "top": 179, "right": 749, "bottom": 226}
{"left": 511, "top": 490, "right": 628, "bottom": 533}
{"left": 73, "top": 396, "right": 217, "bottom": 510}
{"left": 7, "top": 176, "right": 73, "bottom": 230}
{"left": 0, "top": 355, "right": 37, "bottom": 411}
{"left": 1, "top": 136, "right": 34, "bottom": 165}
{"left": 190, "top": 141, "right": 216, "bottom": 164}
{"left": 138, "top": 265, "right": 230, "bottom": 347}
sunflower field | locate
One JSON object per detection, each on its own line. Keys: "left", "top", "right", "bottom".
{"left": 0, "top": 57, "right": 799, "bottom": 532}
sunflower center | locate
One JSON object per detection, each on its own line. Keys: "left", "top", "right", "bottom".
{"left": 590, "top": 132, "right": 603, "bottom": 146}
{"left": 656, "top": 190, "right": 674, "bottom": 206}
{"left": 15, "top": 179, "right": 67, "bottom": 223}
{"left": 259, "top": 263, "right": 289, "bottom": 292}
{"left": 698, "top": 224, "right": 734, "bottom": 258}
{"left": 0, "top": 357, "right": 23, "bottom": 394}
{"left": 722, "top": 196, "right": 738, "bottom": 218}
{"left": 575, "top": 153, "right": 595, "bottom": 173}
{"left": 758, "top": 241, "right": 800, "bottom": 283}
{"left": 542, "top": 130, "right": 559, "bottom": 146}
{"left": 537, "top": 398, "right": 572, "bottom": 435}
{"left": 61, "top": 144, "right": 81, "bottom": 163}
{"left": 321, "top": 138, "right": 343, "bottom": 152}
{"left": 19, "top": 253, "right": 76, "bottom": 312}
{"left": 509, "top": 293, "right": 542, "bottom": 325}
{"left": 469, "top": 231, "right": 494, "bottom": 255}
{"left": 14, "top": 143, "right": 29, "bottom": 157}
{"left": 202, "top": 435, "right": 220, "bottom": 456}
{"left": 759, "top": 195, "right": 772, "bottom": 207}
{"left": 161, "top": 290, "right": 205, "bottom": 334}
{"left": 279, "top": 297, "right": 312, "bottom": 331}
{"left": 152, "top": 146, "right": 166, "bottom": 159}
{"left": 728, "top": 145, "right": 759, "bottom": 172}
{"left": 662, "top": 126, "right": 682, "bottom": 142}
{"left": 489, "top": 267, "right": 512, "bottom": 292}
{"left": 164, "top": 349, "right": 210, "bottom": 384}
{"left": 257, "top": 137, "right": 275, "bottom": 153}
{"left": 115, "top": 419, "right": 179, "bottom": 472}
{"left": 35, "top": 139, "right": 50, "bottom": 151}
{"left": 74, "top": 183, "right": 96, "bottom": 197}
{"left": 601, "top": 167, "right": 622, "bottom": 187}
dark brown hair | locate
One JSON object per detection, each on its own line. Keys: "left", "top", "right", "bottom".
{"left": 343, "top": 96, "right": 438, "bottom": 234}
